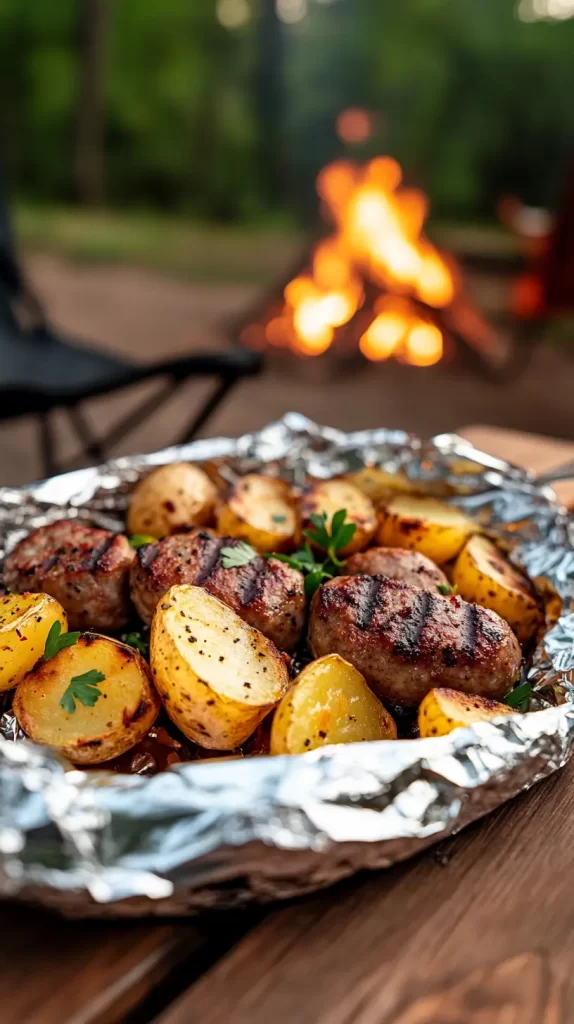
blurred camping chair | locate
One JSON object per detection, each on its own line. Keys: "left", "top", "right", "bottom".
{"left": 0, "top": 175, "right": 262, "bottom": 479}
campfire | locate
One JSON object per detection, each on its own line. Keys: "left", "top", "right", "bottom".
{"left": 239, "top": 156, "right": 506, "bottom": 372}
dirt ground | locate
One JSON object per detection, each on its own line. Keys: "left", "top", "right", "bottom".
{"left": 2, "top": 251, "right": 574, "bottom": 486}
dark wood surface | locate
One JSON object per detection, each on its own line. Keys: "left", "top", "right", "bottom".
{"left": 0, "top": 904, "right": 202, "bottom": 1024}
{"left": 1, "top": 426, "right": 571, "bottom": 1024}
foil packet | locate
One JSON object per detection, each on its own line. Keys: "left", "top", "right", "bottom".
{"left": 0, "top": 412, "right": 573, "bottom": 918}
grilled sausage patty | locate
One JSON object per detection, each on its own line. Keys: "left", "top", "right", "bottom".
{"left": 344, "top": 547, "right": 448, "bottom": 591}
{"left": 309, "top": 575, "right": 521, "bottom": 705}
{"left": 130, "top": 529, "right": 305, "bottom": 651}
{"left": 3, "top": 520, "right": 135, "bottom": 631}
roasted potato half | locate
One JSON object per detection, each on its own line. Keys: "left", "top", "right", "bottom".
{"left": 13, "top": 635, "right": 160, "bottom": 765}
{"left": 452, "top": 533, "right": 543, "bottom": 645}
{"left": 0, "top": 592, "right": 68, "bottom": 692}
{"left": 150, "top": 585, "right": 290, "bottom": 749}
{"left": 301, "top": 479, "right": 377, "bottom": 556}
{"left": 377, "top": 495, "right": 475, "bottom": 564}
{"left": 270, "top": 654, "right": 397, "bottom": 755}
{"left": 345, "top": 467, "right": 415, "bottom": 504}
{"left": 418, "top": 686, "right": 514, "bottom": 738}
{"left": 216, "top": 474, "right": 299, "bottom": 553}
{"left": 127, "top": 462, "right": 217, "bottom": 539}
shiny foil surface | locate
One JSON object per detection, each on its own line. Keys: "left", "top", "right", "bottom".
{"left": 0, "top": 412, "right": 573, "bottom": 918}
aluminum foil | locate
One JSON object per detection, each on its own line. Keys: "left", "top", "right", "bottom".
{"left": 0, "top": 412, "right": 573, "bottom": 918}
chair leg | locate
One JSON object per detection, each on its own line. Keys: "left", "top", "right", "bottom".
{"left": 176, "top": 375, "right": 236, "bottom": 445}
{"left": 37, "top": 412, "right": 58, "bottom": 479}
{"left": 67, "top": 405, "right": 106, "bottom": 463}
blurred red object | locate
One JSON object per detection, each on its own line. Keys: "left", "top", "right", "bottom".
{"left": 506, "top": 158, "right": 574, "bottom": 319}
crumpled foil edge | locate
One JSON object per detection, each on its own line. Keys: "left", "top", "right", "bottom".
{"left": 0, "top": 412, "right": 572, "bottom": 917}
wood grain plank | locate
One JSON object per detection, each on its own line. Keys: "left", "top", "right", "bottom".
{"left": 154, "top": 763, "right": 574, "bottom": 1024}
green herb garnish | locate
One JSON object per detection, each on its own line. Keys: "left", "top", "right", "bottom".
{"left": 59, "top": 670, "right": 105, "bottom": 714}
{"left": 437, "top": 583, "right": 457, "bottom": 596}
{"left": 271, "top": 514, "right": 287, "bottom": 524}
{"left": 129, "top": 534, "right": 157, "bottom": 549}
{"left": 503, "top": 681, "right": 532, "bottom": 713}
{"left": 44, "top": 621, "right": 80, "bottom": 661}
{"left": 221, "top": 541, "right": 259, "bottom": 569}
{"left": 123, "top": 631, "right": 149, "bottom": 656}
{"left": 270, "top": 509, "right": 357, "bottom": 598}
{"left": 303, "top": 509, "right": 356, "bottom": 567}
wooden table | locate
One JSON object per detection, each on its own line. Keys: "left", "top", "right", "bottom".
{"left": 2, "top": 426, "right": 574, "bottom": 1024}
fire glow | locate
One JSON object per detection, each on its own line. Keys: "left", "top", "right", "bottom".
{"left": 260, "top": 157, "right": 455, "bottom": 364}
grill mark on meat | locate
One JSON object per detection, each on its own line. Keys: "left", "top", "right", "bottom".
{"left": 138, "top": 543, "right": 160, "bottom": 569}
{"left": 40, "top": 554, "right": 59, "bottom": 573}
{"left": 83, "top": 534, "right": 116, "bottom": 572}
{"left": 195, "top": 535, "right": 225, "bottom": 584}
{"left": 238, "top": 559, "right": 266, "bottom": 607}
{"left": 478, "top": 614, "right": 505, "bottom": 645}
{"left": 461, "top": 602, "right": 479, "bottom": 661}
{"left": 442, "top": 644, "right": 458, "bottom": 667}
{"left": 392, "top": 589, "right": 433, "bottom": 659}
{"left": 355, "top": 576, "right": 382, "bottom": 629}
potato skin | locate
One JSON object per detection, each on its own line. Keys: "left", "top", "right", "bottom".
{"left": 270, "top": 654, "right": 397, "bottom": 754}
{"left": 13, "top": 635, "right": 160, "bottom": 765}
{"left": 150, "top": 585, "right": 290, "bottom": 749}
{"left": 216, "top": 475, "right": 299, "bottom": 553}
{"left": 301, "top": 479, "right": 377, "bottom": 556}
{"left": 452, "top": 534, "right": 543, "bottom": 645}
{"left": 127, "top": 462, "right": 217, "bottom": 539}
{"left": 0, "top": 592, "right": 68, "bottom": 692}
{"left": 418, "top": 686, "right": 514, "bottom": 738}
{"left": 377, "top": 495, "right": 475, "bottom": 564}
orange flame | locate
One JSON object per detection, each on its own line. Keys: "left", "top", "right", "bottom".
{"left": 266, "top": 156, "right": 454, "bottom": 363}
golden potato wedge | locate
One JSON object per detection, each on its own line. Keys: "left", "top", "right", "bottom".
{"left": 418, "top": 686, "right": 514, "bottom": 738}
{"left": 150, "top": 584, "right": 290, "bottom": 749}
{"left": 301, "top": 479, "right": 377, "bottom": 556}
{"left": 377, "top": 495, "right": 475, "bottom": 564}
{"left": 270, "top": 654, "right": 397, "bottom": 755}
{"left": 127, "top": 462, "right": 217, "bottom": 539}
{"left": 452, "top": 533, "right": 543, "bottom": 645}
{"left": 346, "top": 467, "right": 415, "bottom": 504}
{"left": 13, "top": 635, "right": 160, "bottom": 765}
{"left": 216, "top": 474, "right": 299, "bottom": 553}
{"left": 0, "top": 592, "right": 68, "bottom": 692}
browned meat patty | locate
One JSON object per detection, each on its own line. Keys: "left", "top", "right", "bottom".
{"left": 344, "top": 547, "right": 448, "bottom": 591}
{"left": 130, "top": 529, "right": 305, "bottom": 651}
{"left": 3, "top": 520, "right": 135, "bottom": 631}
{"left": 309, "top": 575, "right": 521, "bottom": 706}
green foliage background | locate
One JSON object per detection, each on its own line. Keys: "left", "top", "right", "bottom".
{"left": 0, "top": 0, "right": 572, "bottom": 221}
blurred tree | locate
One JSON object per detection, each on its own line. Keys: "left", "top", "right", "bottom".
{"left": 74, "top": 0, "right": 110, "bottom": 205}
{"left": 254, "top": 0, "right": 285, "bottom": 207}
{"left": 284, "top": 0, "right": 366, "bottom": 218}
